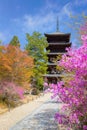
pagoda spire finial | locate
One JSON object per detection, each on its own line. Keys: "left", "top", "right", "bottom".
{"left": 56, "top": 16, "right": 59, "bottom": 32}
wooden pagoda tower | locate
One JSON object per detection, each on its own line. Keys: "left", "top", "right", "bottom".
{"left": 44, "top": 21, "right": 72, "bottom": 84}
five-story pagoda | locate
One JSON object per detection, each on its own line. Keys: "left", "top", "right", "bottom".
{"left": 44, "top": 22, "right": 72, "bottom": 84}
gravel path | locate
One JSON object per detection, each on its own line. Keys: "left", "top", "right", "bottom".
{"left": 10, "top": 98, "right": 62, "bottom": 130}
{"left": 0, "top": 93, "right": 51, "bottom": 130}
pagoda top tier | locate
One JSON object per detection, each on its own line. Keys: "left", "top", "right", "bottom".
{"left": 44, "top": 31, "right": 71, "bottom": 43}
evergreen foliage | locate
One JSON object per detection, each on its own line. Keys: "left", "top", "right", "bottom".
{"left": 25, "top": 32, "right": 48, "bottom": 90}
{"left": 9, "top": 35, "right": 20, "bottom": 47}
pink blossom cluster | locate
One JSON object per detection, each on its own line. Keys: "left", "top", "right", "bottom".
{"left": 50, "top": 35, "right": 87, "bottom": 129}
{"left": 0, "top": 81, "right": 24, "bottom": 100}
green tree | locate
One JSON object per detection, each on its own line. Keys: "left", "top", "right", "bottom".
{"left": 25, "top": 32, "right": 48, "bottom": 90}
{"left": 9, "top": 35, "right": 20, "bottom": 47}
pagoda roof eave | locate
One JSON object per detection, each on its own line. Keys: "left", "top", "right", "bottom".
{"left": 43, "top": 73, "right": 73, "bottom": 77}
{"left": 47, "top": 63, "right": 57, "bottom": 65}
{"left": 47, "top": 52, "right": 66, "bottom": 55}
{"left": 44, "top": 32, "right": 71, "bottom": 36}
{"left": 43, "top": 74, "right": 69, "bottom": 77}
{"left": 48, "top": 42, "right": 72, "bottom": 45}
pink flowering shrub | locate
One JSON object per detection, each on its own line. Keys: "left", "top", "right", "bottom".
{"left": 50, "top": 35, "right": 87, "bottom": 130}
{"left": 0, "top": 81, "right": 24, "bottom": 106}
{"left": 43, "top": 82, "right": 49, "bottom": 91}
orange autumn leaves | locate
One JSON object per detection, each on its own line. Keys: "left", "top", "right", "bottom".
{"left": 0, "top": 45, "right": 34, "bottom": 87}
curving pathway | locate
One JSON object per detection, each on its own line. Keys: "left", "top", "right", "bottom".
{"left": 10, "top": 98, "right": 62, "bottom": 130}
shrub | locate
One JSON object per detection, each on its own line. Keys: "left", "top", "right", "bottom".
{"left": 0, "top": 81, "right": 24, "bottom": 107}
